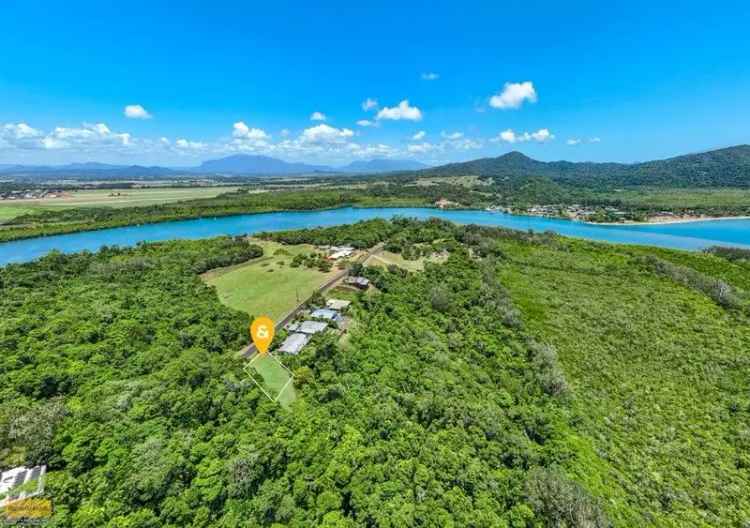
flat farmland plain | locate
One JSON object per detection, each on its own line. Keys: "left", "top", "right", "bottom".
{"left": 0, "top": 186, "right": 240, "bottom": 222}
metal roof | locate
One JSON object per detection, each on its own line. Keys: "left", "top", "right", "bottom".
{"left": 326, "top": 299, "right": 352, "bottom": 310}
{"left": 287, "top": 320, "right": 328, "bottom": 334}
{"left": 278, "top": 333, "right": 311, "bottom": 355}
{"left": 310, "top": 308, "right": 343, "bottom": 321}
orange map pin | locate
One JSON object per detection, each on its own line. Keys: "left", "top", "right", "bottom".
{"left": 250, "top": 316, "right": 275, "bottom": 354}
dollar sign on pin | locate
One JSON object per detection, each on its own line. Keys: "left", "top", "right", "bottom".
{"left": 250, "top": 316, "right": 275, "bottom": 354}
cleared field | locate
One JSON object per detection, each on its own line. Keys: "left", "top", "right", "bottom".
{"left": 0, "top": 186, "right": 239, "bottom": 221}
{"left": 202, "top": 240, "right": 341, "bottom": 321}
{"left": 246, "top": 353, "right": 296, "bottom": 408}
{"left": 367, "top": 250, "right": 447, "bottom": 272}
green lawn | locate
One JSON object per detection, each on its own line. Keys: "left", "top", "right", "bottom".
{"left": 247, "top": 353, "right": 296, "bottom": 408}
{"left": 202, "top": 240, "right": 341, "bottom": 321}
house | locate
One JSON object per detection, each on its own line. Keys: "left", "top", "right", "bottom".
{"left": 327, "top": 246, "right": 354, "bottom": 260}
{"left": 0, "top": 465, "right": 46, "bottom": 507}
{"left": 310, "top": 308, "right": 343, "bottom": 324}
{"left": 278, "top": 333, "right": 311, "bottom": 355}
{"left": 287, "top": 320, "right": 328, "bottom": 335}
{"left": 345, "top": 276, "right": 370, "bottom": 290}
{"left": 326, "top": 299, "right": 351, "bottom": 311}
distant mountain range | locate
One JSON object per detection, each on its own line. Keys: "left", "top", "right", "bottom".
{"left": 419, "top": 145, "right": 750, "bottom": 187}
{"left": 340, "top": 158, "right": 429, "bottom": 173}
{"left": 2, "top": 146, "right": 749, "bottom": 187}
{"left": 0, "top": 155, "right": 429, "bottom": 178}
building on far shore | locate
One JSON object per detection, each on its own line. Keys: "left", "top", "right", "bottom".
{"left": 278, "top": 333, "right": 311, "bottom": 355}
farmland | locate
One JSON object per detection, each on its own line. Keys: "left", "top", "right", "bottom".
{"left": 0, "top": 186, "right": 240, "bottom": 222}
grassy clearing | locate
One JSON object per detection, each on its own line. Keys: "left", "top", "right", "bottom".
{"left": 0, "top": 206, "right": 37, "bottom": 223}
{"left": 366, "top": 250, "right": 447, "bottom": 272}
{"left": 247, "top": 353, "right": 296, "bottom": 408}
{"left": 0, "top": 186, "right": 239, "bottom": 221}
{"left": 202, "top": 240, "right": 341, "bottom": 320}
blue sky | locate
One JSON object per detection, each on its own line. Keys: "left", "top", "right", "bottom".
{"left": 1, "top": 0, "right": 749, "bottom": 166}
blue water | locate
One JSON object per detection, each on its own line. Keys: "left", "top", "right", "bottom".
{"left": 1, "top": 207, "right": 749, "bottom": 266}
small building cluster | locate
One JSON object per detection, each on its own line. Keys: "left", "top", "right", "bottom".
{"left": 0, "top": 189, "right": 62, "bottom": 201}
{"left": 0, "top": 465, "right": 46, "bottom": 507}
{"left": 277, "top": 293, "right": 362, "bottom": 355}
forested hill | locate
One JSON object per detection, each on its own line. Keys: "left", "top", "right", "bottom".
{"left": 418, "top": 145, "right": 750, "bottom": 187}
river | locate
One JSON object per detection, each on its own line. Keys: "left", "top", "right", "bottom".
{"left": 2, "top": 207, "right": 750, "bottom": 265}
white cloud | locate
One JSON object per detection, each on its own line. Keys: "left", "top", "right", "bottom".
{"left": 411, "top": 130, "right": 426, "bottom": 141}
{"left": 280, "top": 129, "right": 290, "bottom": 137}
{"left": 361, "top": 98, "right": 378, "bottom": 111}
{"left": 356, "top": 119, "right": 374, "bottom": 127}
{"left": 310, "top": 111, "right": 327, "bottom": 121}
{"left": 36, "top": 123, "right": 132, "bottom": 150}
{"left": 489, "top": 81, "right": 537, "bottom": 110}
{"left": 441, "top": 131, "right": 463, "bottom": 140}
{"left": 447, "top": 138, "right": 482, "bottom": 150}
{"left": 567, "top": 138, "right": 581, "bottom": 145}
{"left": 421, "top": 72, "right": 439, "bottom": 81}
{"left": 232, "top": 121, "right": 270, "bottom": 140}
{"left": 3, "top": 122, "right": 43, "bottom": 140}
{"left": 376, "top": 100, "right": 423, "bottom": 121}
{"left": 346, "top": 142, "right": 398, "bottom": 158}
{"left": 407, "top": 142, "right": 435, "bottom": 154}
{"left": 124, "top": 104, "right": 152, "bottom": 119}
{"left": 590, "top": 137, "right": 601, "bottom": 143}
{"left": 300, "top": 124, "right": 354, "bottom": 144}
{"left": 175, "top": 138, "right": 206, "bottom": 150}
{"left": 492, "top": 128, "right": 554, "bottom": 144}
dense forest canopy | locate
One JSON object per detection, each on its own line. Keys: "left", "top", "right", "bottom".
{"left": 2, "top": 218, "right": 749, "bottom": 526}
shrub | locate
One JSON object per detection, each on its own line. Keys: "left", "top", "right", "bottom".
{"left": 525, "top": 467, "right": 610, "bottom": 527}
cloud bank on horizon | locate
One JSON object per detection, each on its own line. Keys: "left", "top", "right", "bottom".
{"left": 1, "top": 82, "right": 578, "bottom": 165}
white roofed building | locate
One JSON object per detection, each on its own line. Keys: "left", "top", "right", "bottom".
{"left": 326, "top": 299, "right": 352, "bottom": 311}
{"left": 310, "top": 308, "right": 343, "bottom": 324}
{"left": 278, "top": 333, "right": 311, "bottom": 355}
{"left": 287, "top": 320, "right": 328, "bottom": 334}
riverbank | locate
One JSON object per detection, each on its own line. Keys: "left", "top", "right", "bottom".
{"left": 4, "top": 206, "right": 750, "bottom": 266}
{"left": 0, "top": 196, "right": 434, "bottom": 243}
{"left": 588, "top": 215, "right": 750, "bottom": 226}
